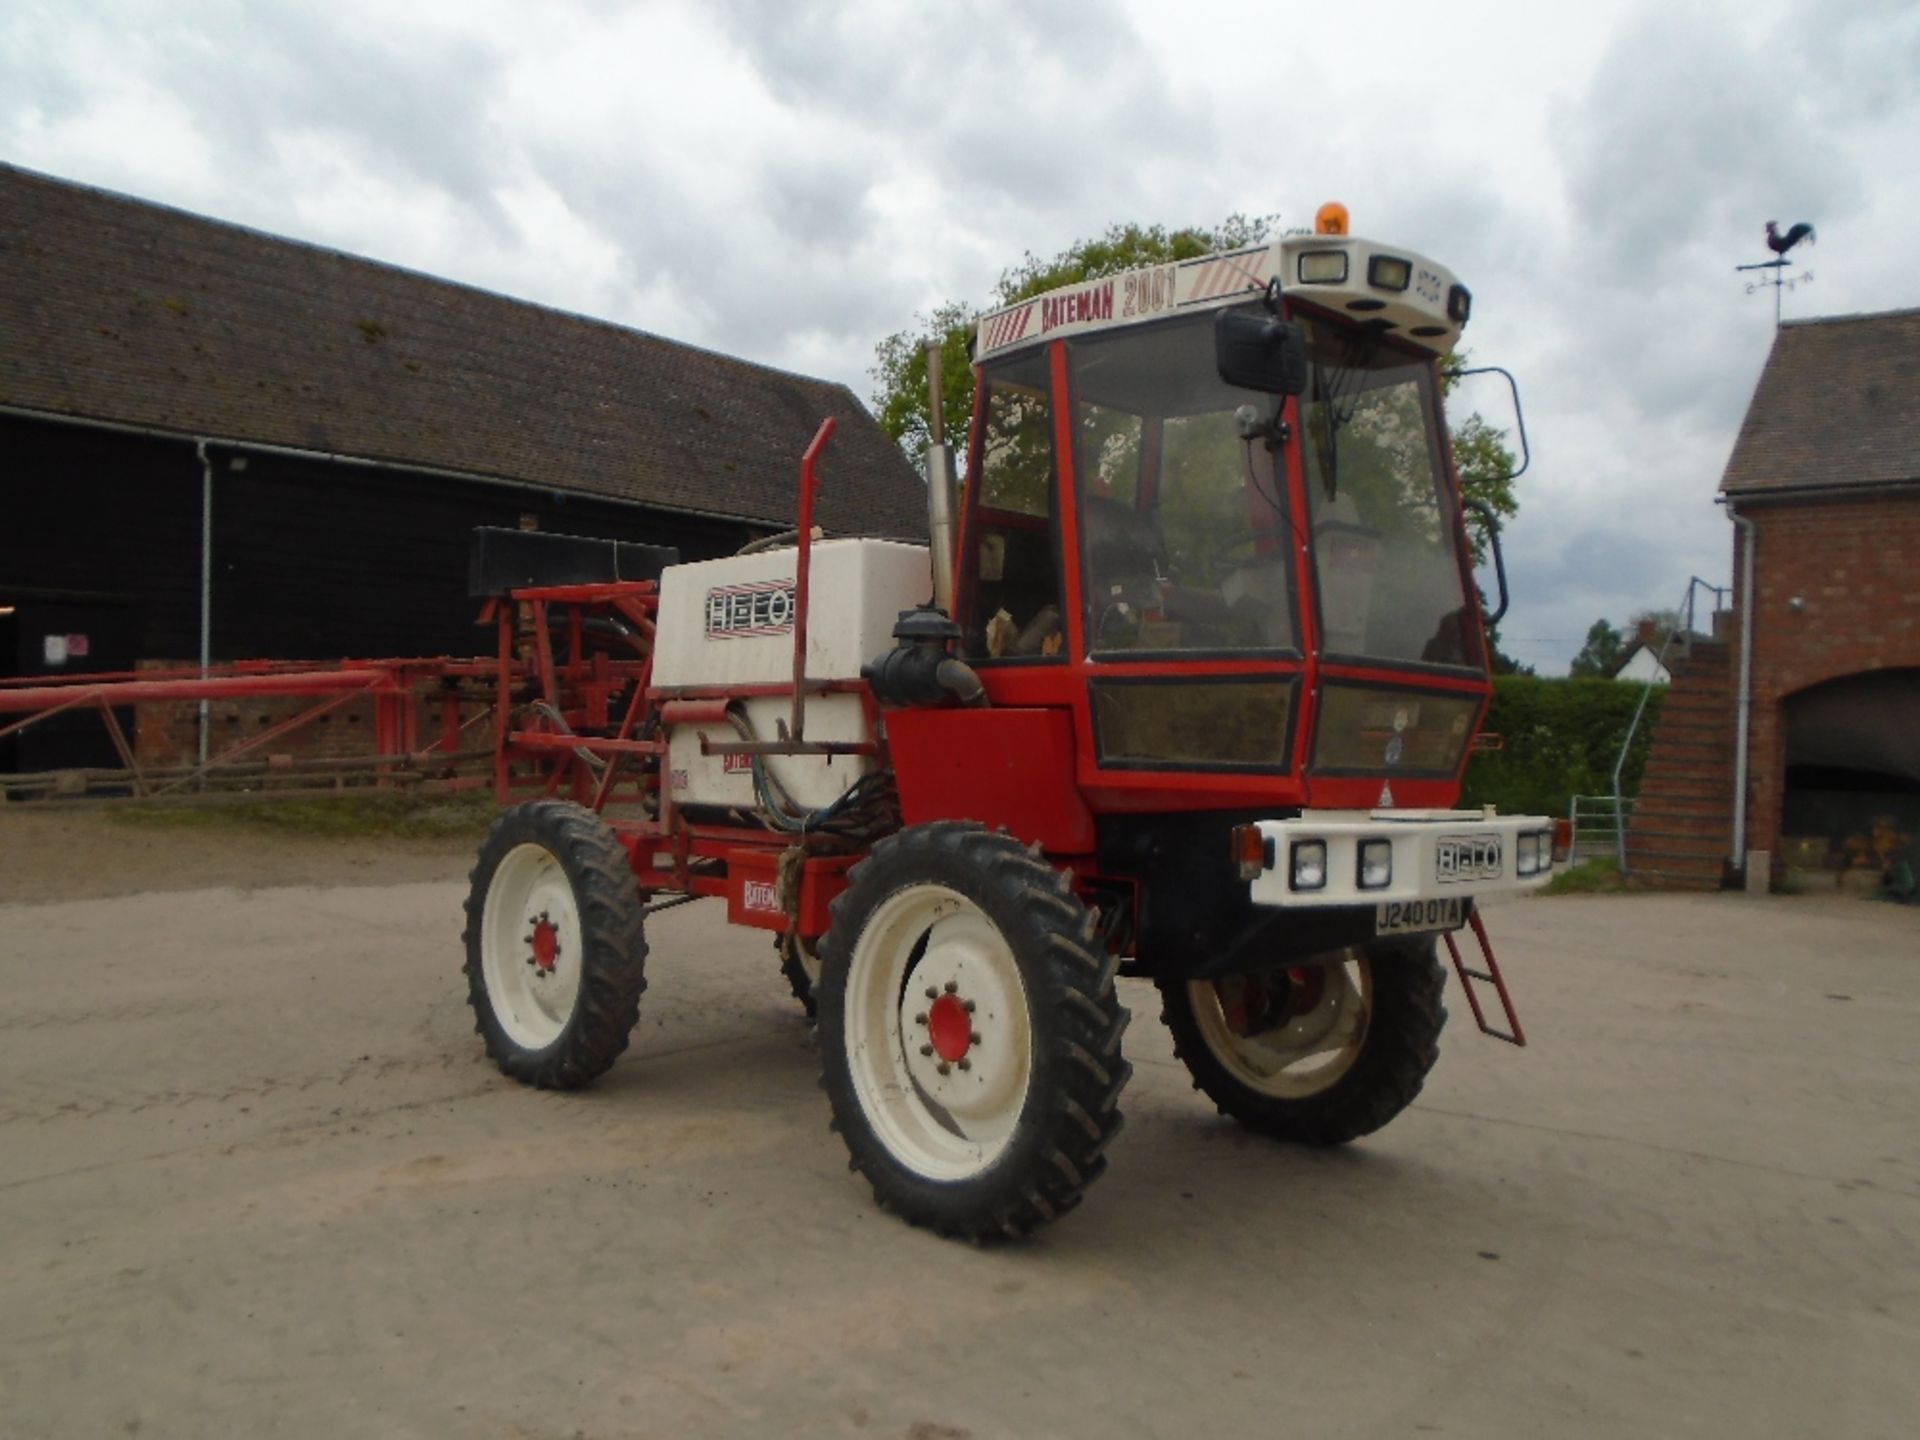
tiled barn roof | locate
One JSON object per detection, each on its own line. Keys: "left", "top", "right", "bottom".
{"left": 1721, "top": 308, "right": 1920, "bottom": 498}
{"left": 0, "top": 163, "right": 926, "bottom": 538}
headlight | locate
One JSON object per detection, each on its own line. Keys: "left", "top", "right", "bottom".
{"left": 1291, "top": 840, "right": 1328, "bottom": 892}
{"left": 1516, "top": 833, "right": 1541, "bottom": 877}
{"left": 1297, "top": 250, "right": 1348, "bottom": 284}
{"left": 1368, "top": 255, "right": 1412, "bottom": 292}
{"left": 1358, "top": 838, "right": 1393, "bottom": 890}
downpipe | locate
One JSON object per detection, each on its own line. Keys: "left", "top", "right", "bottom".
{"left": 197, "top": 439, "right": 214, "bottom": 774}
{"left": 1731, "top": 507, "right": 1756, "bottom": 881}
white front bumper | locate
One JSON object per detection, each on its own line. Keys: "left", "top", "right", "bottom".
{"left": 1248, "top": 810, "right": 1555, "bottom": 909}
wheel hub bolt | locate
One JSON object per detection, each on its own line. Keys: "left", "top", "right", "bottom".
{"left": 962, "top": 999, "right": 976, "bottom": 1014}
{"left": 943, "top": 980, "right": 958, "bottom": 994}
{"left": 914, "top": 1012, "right": 927, "bottom": 1026}
{"left": 957, "top": 1058, "right": 971, "bottom": 1072}
{"left": 936, "top": 1061, "right": 951, "bottom": 1076}
{"left": 919, "top": 1044, "right": 933, "bottom": 1057}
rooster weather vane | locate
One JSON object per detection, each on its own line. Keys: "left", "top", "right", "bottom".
{"left": 1737, "top": 220, "right": 1816, "bottom": 326}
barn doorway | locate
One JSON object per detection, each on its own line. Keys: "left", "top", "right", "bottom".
{"left": 0, "top": 590, "right": 142, "bottom": 777}
{"left": 1779, "top": 668, "right": 1920, "bottom": 893}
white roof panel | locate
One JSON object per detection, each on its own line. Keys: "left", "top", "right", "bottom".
{"left": 974, "top": 235, "right": 1469, "bottom": 362}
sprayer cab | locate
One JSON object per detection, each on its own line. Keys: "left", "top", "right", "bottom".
{"left": 943, "top": 225, "right": 1496, "bottom": 813}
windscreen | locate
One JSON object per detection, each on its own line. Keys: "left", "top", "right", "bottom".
{"left": 1296, "top": 317, "right": 1480, "bottom": 670}
{"left": 1068, "top": 311, "right": 1299, "bottom": 655}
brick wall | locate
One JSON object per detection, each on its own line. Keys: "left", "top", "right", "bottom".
{"left": 1732, "top": 489, "right": 1920, "bottom": 864}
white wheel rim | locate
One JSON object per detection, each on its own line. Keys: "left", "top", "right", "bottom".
{"left": 480, "top": 842, "right": 584, "bottom": 1050}
{"left": 1189, "top": 953, "right": 1370, "bottom": 1100}
{"left": 843, "top": 883, "right": 1032, "bottom": 1182}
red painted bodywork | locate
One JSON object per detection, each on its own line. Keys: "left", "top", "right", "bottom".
{"left": 723, "top": 849, "right": 857, "bottom": 934}
{"left": 885, "top": 707, "right": 1095, "bottom": 855}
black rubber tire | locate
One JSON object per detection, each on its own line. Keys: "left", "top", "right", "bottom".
{"left": 462, "top": 800, "right": 648, "bottom": 1090}
{"left": 817, "top": 822, "right": 1130, "bottom": 1241}
{"left": 776, "top": 932, "right": 819, "bottom": 1019}
{"left": 1156, "top": 938, "right": 1446, "bottom": 1145}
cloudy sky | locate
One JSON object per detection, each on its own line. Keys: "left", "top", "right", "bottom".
{"left": 5, "top": 0, "right": 1915, "bottom": 670}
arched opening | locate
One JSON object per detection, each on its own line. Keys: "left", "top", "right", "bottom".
{"left": 1779, "top": 668, "right": 1920, "bottom": 894}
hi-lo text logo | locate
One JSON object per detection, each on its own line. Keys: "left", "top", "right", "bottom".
{"left": 1435, "top": 835, "right": 1503, "bottom": 883}
{"left": 706, "top": 581, "right": 796, "bottom": 638}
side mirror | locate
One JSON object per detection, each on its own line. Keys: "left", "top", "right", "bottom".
{"left": 1214, "top": 310, "right": 1308, "bottom": 395}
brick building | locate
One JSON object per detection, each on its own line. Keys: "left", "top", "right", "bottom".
{"left": 0, "top": 165, "right": 925, "bottom": 775}
{"left": 1626, "top": 309, "right": 1920, "bottom": 890}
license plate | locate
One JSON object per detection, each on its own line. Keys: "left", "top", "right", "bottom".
{"left": 1375, "top": 898, "right": 1466, "bottom": 935}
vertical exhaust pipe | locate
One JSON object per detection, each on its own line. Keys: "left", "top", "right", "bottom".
{"left": 924, "top": 340, "right": 958, "bottom": 616}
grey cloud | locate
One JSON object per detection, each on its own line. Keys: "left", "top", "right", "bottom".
{"left": 709, "top": 0, "right": 1215, "bottom": 224}
{"left": 514, "top": 127, "right": 915, "bottom": 368}
{"left": 708, "top": 0, "right": 1136, "bottom": 129}
{"left": 1781, "top": 0, "right": 1920, "bottom": 123}
{"left": 3, "top": 0, "right": 519, "bottom": 241}
{"left": 1552, "top": 4, "right": 1881, "bottom": 286}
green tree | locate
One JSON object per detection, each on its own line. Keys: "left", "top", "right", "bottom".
{"left": 1569, "top": 619, "right": 1629, "bottom": 678}
{"left": 1437, "top": 356, "right": 1519, "bottom": 566}
{"left": 1447, "top": 412, "right": 1516, "bottom": 561}
{"left": 1459, "top": 674, "right": 1666, "bottom": 817}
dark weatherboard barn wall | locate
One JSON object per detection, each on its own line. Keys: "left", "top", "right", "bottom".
{"left": 2, "top": 412, "right": 755, "bottom": 667}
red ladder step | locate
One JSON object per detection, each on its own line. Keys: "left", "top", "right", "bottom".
{"left": 1444, "top": 910, "right": 1525, "bottom": 1046}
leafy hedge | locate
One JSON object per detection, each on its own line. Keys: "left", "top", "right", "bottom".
{"left": 1458, "top": 676, "right": 1666, "bottom": 820}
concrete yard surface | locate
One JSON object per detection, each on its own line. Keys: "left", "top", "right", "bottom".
{"left": 1, "top": 837, "right": 1916, "bottom": 1438}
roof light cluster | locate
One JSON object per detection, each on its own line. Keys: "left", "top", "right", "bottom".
{"left": 1290, "top": 202, "right": 1471, "bottom": 341}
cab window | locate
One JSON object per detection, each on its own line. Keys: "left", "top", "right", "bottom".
{"left": 1068, "top": 313, "right": 1299, "bottom": 656}
{"left": 959, "top": 350, "right": 1065, "bottom": 661}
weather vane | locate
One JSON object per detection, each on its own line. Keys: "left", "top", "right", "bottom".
{"left": 1736, "top": 220, "right": 1815, "bottom": 327}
